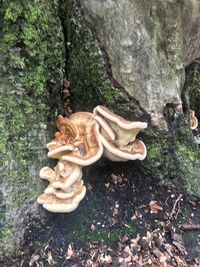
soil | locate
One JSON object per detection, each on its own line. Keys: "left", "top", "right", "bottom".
{"left": 2, "top": 153, "right": 200, "bottom": 267}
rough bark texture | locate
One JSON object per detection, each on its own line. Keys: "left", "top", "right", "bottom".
{"left": 0, "top": 0, "right": 65, "bottom": 256}
{"left": 79, "top": 0, "right": 200, "bottom": 128}
{"left": 0, "top": 0, "right": 200, "bottom": 260}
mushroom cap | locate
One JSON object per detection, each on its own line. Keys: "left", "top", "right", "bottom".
{"left": 47, "top": 144, "right": 75, "bottom": 159}
{"left": 52, "top": 164, "right": 82, "bottom": 191}
{"left": 56, "top": 115, "right": 79, "bottom": 142}
{"left": 100, "top": 135, "right": 147, "bottom": 161}
{"left": 44, "top": 179, "right": 84, "bottom": 199}
{"left": 93, "top": 105, "right": 147, "bottom": 147}
{"left": 94, "top": 106, "right": 148, "bottom": 130}
{"left": 39, "top": 167, "right": 56, "bottom": 181}
{"left": 46, "top": 115, "right": 79, "bottom": 152}
{"left": 37, "top": 185, "right": 86, "bottom": 213}
{"left": 190, "top": 110, "right": 198, "bottom": 130}
{"left": 61, "top": 112, "right": 103, "bottom": 166}
{"left": 94, "top": 114, "right": 116, "bottom": 141}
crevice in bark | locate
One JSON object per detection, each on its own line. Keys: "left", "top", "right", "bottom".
{"left": 58, "top": 0, "right": 73, "bottom": 117}
{"left": 76, "top": 3, "right": 151, "bottom": 121}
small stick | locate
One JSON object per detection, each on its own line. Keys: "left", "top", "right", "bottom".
{"left": 169, "top": 194, "right": 183, "bottom": 220}
{"left": 180, "top": 224, "right": 200, "bottom": 230}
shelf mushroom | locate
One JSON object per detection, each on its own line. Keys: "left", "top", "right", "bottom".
{"left": 47, "top": 113, "right": 103, "bottom": 166}
{"left": 190, "top": 110, "right": 198, "bottom": 130}
{"left": 37, "top": 105, "right": 148, "bottom": 213}
{"left": 93, "top": 105, "right": 147, "bottom": 161}
{"left": 37, "top": 186, "right": 86, "bottom": 213}
{"left": 37, "top": 160, "right": 86, "bottom": 213}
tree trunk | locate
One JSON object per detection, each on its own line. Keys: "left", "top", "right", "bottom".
{"left": 0, "top": 0, "right": 200, "bottom": 259}
{"left": 63, "top": 0, "right": 200, "bottom": 192}
{"left": 0, "top": 0, "right": 65, "bottom": 256}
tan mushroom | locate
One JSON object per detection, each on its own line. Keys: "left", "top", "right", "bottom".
{"left": 60, "top": 112, "right": 104, "bottom": 166}
{"left": 38, "top": 106, "right": 148, "bottom": 213}
{"left": 93, "top": 105, "right": 147, "bottom": 161}
{"left": 190, "top": 110, "right": 198, "bottom": 130}
{"left": 37, "top": 185, "right": 86, "bottom": 213}
{"left": 44, "top": 179, "right": 84, "bottom": 199}
{"left": 47, "top": 113, "right": 103, "bottom": 166}
{"left": 37, "top": 160, "right": 86, "bottom": 212}
{"left": 39, "top": 161, "right": 82, "bottom": 192}
{"left": 93, "top": 106, "right": 147, "bottom": 147}
{"left": 100, "top": 135, "right": 147, "bottom": 161}
{"left": 46, "top": 115, "right": 79, "bottom": 157}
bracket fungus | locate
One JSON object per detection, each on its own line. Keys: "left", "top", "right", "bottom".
{"left": 37, "top": 106, "right": 147, "bottom": 212}
{"left": 190, "top": 110, "right": 198, "bottom": 130}
{"left": 37, "top": 161, "right": 86, "bottom": 212}
{"left": 47, "top": 113, "right": 103, "bottom": 166}
{"left": 93, "top": 106, "right": 147, "bottom": 161}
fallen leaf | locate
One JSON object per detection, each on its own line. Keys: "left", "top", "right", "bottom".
{"left": 149, "top": 200, "right": 163, "bottom": 214}
{"left": 29, "top": 254, "right": 40, "bottom": 266}
{"left": 99, "top": 253, "right": 112, "bottom": 264}
{"left": 66, "top": 244, "right": 75, "bottom": 260}
{"left": 47, "top": 251, "right": 54, "bottom": 266}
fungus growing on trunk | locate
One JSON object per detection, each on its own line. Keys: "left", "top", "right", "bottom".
{"left": 37, "top": 161, "right": 85, "bottom": 213}
{"left": 47, "top": 113, "right": 103, "bottom": 166}
{"left": 190, "top": 110, "right": 198, "bottom": 130}
{"left": 93, "top": 106, "right": 147, "bottom": 161}
{"left": 37, "top": 106, "right": 148, "bottom": 213}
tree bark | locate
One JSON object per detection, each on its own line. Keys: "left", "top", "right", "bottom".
{"left": 0, "top": 0, "right": 65, "bottom": 256}
{"left": 62, "top": 0, "right": 200, "bottom": 194}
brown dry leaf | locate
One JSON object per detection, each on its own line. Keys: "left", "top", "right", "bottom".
{"left": 66, "top": 244, "right": 75, "bottom": 260}
{"left": 171, "top": 232, "right": 186, "bottom": 255}
{"left": 47, "top": 251, "right": 54, "bottom": 266}
{"left": 98, "top": 253, "right": 112, "bottom": 264}
{"left": 149, "top": 200, "right": 163, "bottom": 214}
{"left": 29, "top": 254, "right": 40, "bottom": 266}
{"left": 131, "top": 234, "right": 140, "bottom": 245}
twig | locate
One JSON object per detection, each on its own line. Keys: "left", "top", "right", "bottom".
{"left": 180, "top": 224, "right": 200, "bottom": 230}
{"left": 169, "top": 194, "right": 183, "bottom": 220}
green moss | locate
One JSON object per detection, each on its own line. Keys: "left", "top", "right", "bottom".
{"left": 60, "top": 0, "right": 125, "bottom": 112}
{"left": 0, "top": 227, "right": 13, "bottom": 243}
{"left": 69, "top": 223, "right": 136, "bottom": 245}
{"left": 2, "top": 0, "right": 64, "bottom": 97}
{"left": 0, "top": 0, "right": 65, "bottom": 253}
{"left": 187, "top": 62, "right": 200, "bottom": 111}
{"left": 143, "top": 116, "right": 200, "bottom": 195}
{"left": 4, "top": 2, "right": 23, "bottom": 22}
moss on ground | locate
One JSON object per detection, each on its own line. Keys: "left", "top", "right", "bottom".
{"left": 69, "top": 224, "right": 136, "bottom": 245}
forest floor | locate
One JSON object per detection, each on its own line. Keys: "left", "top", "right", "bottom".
{"left": 2, "top": 130, "right": 200, "bottom": 267}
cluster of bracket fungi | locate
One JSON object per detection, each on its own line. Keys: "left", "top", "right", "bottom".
{"left": 37, "top": 106, "right": 148, "bottom": 213}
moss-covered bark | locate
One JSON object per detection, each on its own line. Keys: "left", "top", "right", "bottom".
{"left": 0, "top": 0, "right": 65, "bottom": 254}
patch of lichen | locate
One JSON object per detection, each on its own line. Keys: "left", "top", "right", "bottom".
{"left": 142, "top": 116, "right": 200, "bottom": 195}
{"left": 59, "top": 0, "right": 126, "bottom": 112}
